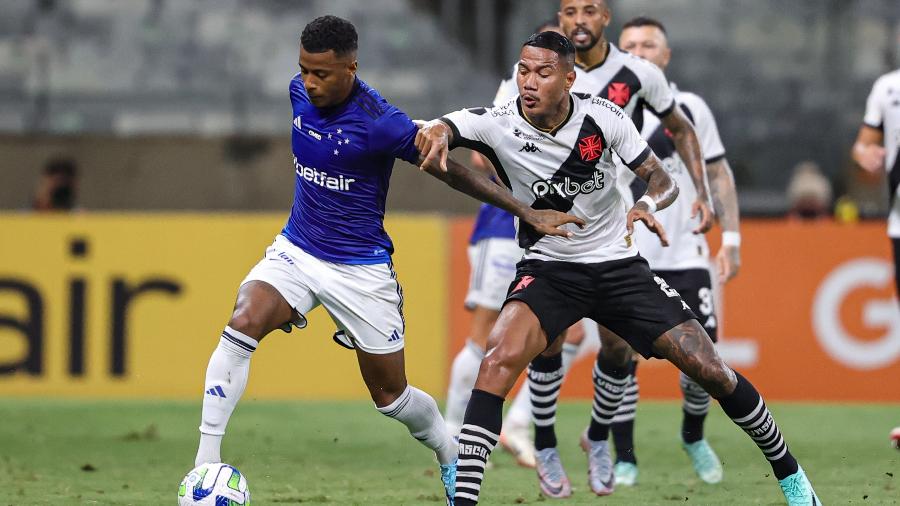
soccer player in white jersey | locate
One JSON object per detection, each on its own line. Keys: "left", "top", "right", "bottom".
{"left": 417, "top": 31, "right": 820, "bottom": 506}
{"left": 190, "top": 16, "right": 580, "bottom": 505}
{"left": 444, "top": 18, "right": 593, "bottom": 470}
{"left": 852, "top": 65, "right": 900, "bottom": 450}
{"left": 599, "top": 15, "right": 744, "bottom": 487}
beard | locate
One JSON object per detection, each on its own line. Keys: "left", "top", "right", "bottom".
{"left": 569, "top": 27, "right": 600, "bottom": 51}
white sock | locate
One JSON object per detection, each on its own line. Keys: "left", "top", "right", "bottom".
{"left": 561, "top": 342, "right": 580, "bottom": 372}
{"left": 195, "top": 326, "right": 258, "bottom": 466}
{"left": 378, "top": 385, "right": 457, "bottom": 465}
{"left": 504, "top": 381, "right": 532, "bottom": 428}
{"left": 444, "top": 339, "right": 484, "bottom": 436}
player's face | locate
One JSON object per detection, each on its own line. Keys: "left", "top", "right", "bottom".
{"left": 619, "top": 26, "right": 671, "bottom": 70}
{"left": 516, "top": 46, "right": 576, "bottom": 118}
{"left": 299, "top": 48, "right": 358, "bottom": 108}
{"left": 558, "top": 0, "right": 609, "bottom": 51}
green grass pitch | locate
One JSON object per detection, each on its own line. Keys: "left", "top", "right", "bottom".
{"left": 0, "top": 399, "right": 897, "bottom": 505}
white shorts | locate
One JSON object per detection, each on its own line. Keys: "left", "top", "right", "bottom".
{"left": 241, "top": 235, "right": 405, "bottom": 354}
{"left": 464, "top": 238, "right": 523, "bottom": 311}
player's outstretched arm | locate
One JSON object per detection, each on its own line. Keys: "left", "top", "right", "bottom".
{"left": 661, "top": 108, "right": 713, "bottom": 234}
{"left": 415, "top": 119, "right": 585, "bottom": 238}
{"left": 708, "top": 157, "right": 742, "bottom": 282}
{"left": 628, "top": 152, "right": 678, "bottom": 246}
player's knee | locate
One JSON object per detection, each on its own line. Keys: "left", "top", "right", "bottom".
{"left": 598, "top": 340, "right": 631, "bottom": 367}
{"left": 694, "top": 361, "right": 736, "bottom": 398}
{"left": 227, "top": 306, "right": 264, "bottom": 339}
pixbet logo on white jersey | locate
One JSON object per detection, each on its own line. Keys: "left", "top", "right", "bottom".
{"left": 293, "top": 157, "right": 356, "bottom": 191}
{"left": 530, "top": 170, "right": 605, "bottom": 198}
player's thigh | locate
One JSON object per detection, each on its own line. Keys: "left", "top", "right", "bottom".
{"left": 590, "top": 256, "right": 695, "bottom": 359}
{"left": 475, "top": 301, "right": 551, "bottom": 397}
{"left": 469, "top": 306, "right": 500, "bottom": 350}
{"left": 234, "top": 236, "right": 320, "bottom": 340}
{"left": 318, "top": 261, "right": 406, "bottom": 355}
{"left": 657, "top": 269, "right": 718, "bottom": 342}
{"left": 651, "top": 319, "right": 735, "bottom": 397}
{"left": 596, "top": 323, "right": 633, "bottom": 366}
{"left": 355, "top": 347, "right": 407, "bottom": 407}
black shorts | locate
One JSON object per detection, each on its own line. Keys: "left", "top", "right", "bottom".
{"left": 505, "top": 255, "right": 696, "bottom": 358}
{"left": 655, "top": 269, "right": 717, "bottom": 342}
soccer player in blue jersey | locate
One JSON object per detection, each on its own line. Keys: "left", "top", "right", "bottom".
{"left": 191, "top": 15, "right": 581, "bottom": 504}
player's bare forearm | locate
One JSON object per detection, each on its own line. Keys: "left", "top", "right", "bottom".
{"left": 633, "top": 153, "right": 679, "bottom": 211}
{"left": 662, "top": 109, "right": 710, "bottom": 203}
{"left": 420, "top": 155, "right": 585, "bottom": 236}
{"left": 708, "top": 158, "right": 740, "bottom": 232}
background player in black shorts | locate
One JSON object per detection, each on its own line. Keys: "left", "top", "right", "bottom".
{"left": 417, "top": 31, "right": 820, "bottom": 506}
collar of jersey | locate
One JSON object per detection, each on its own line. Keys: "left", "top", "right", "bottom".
{"left": 575, "top": 40, "right": 613, "bottom": 73}
{"left": 516, "top": 95, "right": 575, "bottom": 136}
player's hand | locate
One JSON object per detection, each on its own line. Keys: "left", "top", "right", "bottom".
{"left": 691, "top": 198, "right": 714, "bottom": 234}
{"left": 715, "top": 245, "right": 741, "bottom": 283}
{"left": 855, "top": 144, "right": 886, "bottom": 173}
{"left": 414, "top": 119, "right": 450, "bottom": 172}
{"left": 525, "top": 209, "right": 585, "bottom": 238}
{"left": 627, "top": 201, "right": 669, "bottom": 246}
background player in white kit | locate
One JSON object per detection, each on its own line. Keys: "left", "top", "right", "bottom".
{"left": 852, "top": 66, "right": 900, "bottom": 449}
{"left": 418, "top": 31, "right": 820, "bottom": 506}
{"left": 604, "top": 15, "right": 744, "bottom": 487}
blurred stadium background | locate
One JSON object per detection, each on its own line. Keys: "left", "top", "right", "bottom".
{"left": 1, "top": 0, "right": 899, "bottom": 504}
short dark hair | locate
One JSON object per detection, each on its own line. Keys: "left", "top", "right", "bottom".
{"left": 523, "top": 31, "right": 576, "bottom": 68}
{"left": 622, "top": 16, "right": 667, "bottom": 35}
{"left": 533, "top": 18, "right": 560, "bottom": 34}
{"left": 301, "top": 15, "right": 358, "bottom": 56}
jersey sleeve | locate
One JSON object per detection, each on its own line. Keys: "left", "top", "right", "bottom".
{"left": 863, "top": 76, "right": 886, "bottom": 130}
{"left": 681, "top": 94, "right": 726, "bottom": 164}
{"left": 594, "top": 98, "right": 651, "bottom": 170}
{"left": 640, "top": 62, "right": 676, "bottom": 117}
{"left": 440, "top": 107, "right": 498, "bottom": 150}
{"left": 370, "top": 106, "right": 420, "bottom": 165}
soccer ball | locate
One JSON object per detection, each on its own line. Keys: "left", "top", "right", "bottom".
{"left": 178, "top": 463, "right": 250, "bottom": 505}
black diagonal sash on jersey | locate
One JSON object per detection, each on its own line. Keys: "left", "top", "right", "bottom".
{"left": 629, "top": 103, "right": 694, "bottom": 201}
{"left": 518, "top": 116, "right": 608, "bottom": 248}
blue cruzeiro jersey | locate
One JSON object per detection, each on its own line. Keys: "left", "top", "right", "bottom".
{"left": 282, "top": 74, "right": 420, "bottom": 264}
{"left": 469, "top": 204, "right": 516, "bottom": 245}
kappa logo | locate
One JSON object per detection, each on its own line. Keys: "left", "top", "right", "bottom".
{"left": 607, "top": 82, "right": 631, "bottom": 106}
{"left": 578, "top": 134, "right": 604, "bottom": 162}
{"left": 513, "top": 275, "right": 535, "bottom": 292}
{"left": 519, "top": 142, "right": 541, "bottom": 153}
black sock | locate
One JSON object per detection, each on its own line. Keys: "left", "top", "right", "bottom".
{"left": 717, "top": 371, "right": 799, "bottom": 480}
{"left": 680, "top": 372, "right": 711, "bottom": 444}
{"left": 588, "top": 356, "right": 631, "bottom": 441}
{"left": 527, "top": 352, "right": 564, "bottom": 450}
{"left": 455, "top": 389, "right": 503, "bottom": 506}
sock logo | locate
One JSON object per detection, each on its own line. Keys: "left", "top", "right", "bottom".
{"left": 206, "top": 385, "right": 227, "bottom": 398}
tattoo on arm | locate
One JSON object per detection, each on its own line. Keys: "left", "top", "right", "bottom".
{"left": 707, "top": 158, "right": 740, "bottom": 232}
{"left": 662, "top": 109, "right": 710, "bottom": 202}
{"left": 634, "top": 153, "right": 678, "bottom": 211}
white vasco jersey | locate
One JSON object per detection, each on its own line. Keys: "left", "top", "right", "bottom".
{"left": 442, "top": 94, "right": 652, "bottom": 264}
{"left": 618, "top": 83, "right": 726, "bottom": 271}
{"left": 863, "top": 69, "right": 900, "bottom": 237}
{"left": 570, "top": 43, "right": 676, "bottom": 129}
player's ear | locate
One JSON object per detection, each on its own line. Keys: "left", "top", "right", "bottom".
{"left": 565, "top": 69, "right": 576, "bottom": 90}
{"left": 347, "top": 59, "right": 358, "bottom": 75}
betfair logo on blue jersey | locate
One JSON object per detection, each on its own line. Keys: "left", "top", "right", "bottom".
{"left": 293, "top": 156, "right": 356, "bottom": 192}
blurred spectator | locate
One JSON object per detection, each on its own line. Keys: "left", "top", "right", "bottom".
{"left": 786, "top": 161, "right": 832, "bottom": 220}
{"left": 32, "top": 157, "right": 79, "bottom": 211}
